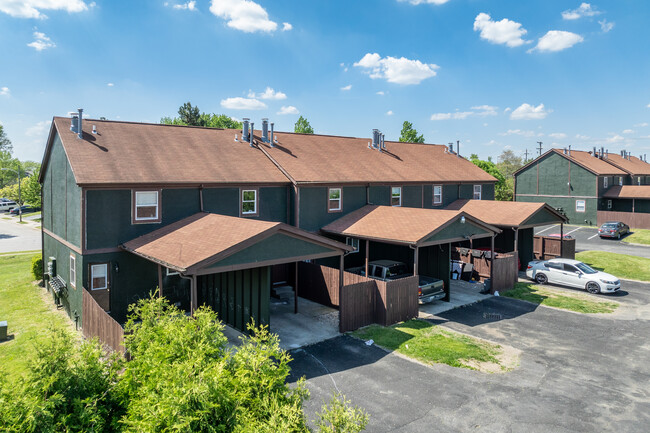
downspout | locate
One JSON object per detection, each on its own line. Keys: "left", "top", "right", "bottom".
{"left": 199, "top": 185, "right": 204, "bottom": 212}
{"left": 179, "top": 273, "right": 194, "bottom": 314}
{"left": 409, "top": 244, "right": 419, "bottom": 275}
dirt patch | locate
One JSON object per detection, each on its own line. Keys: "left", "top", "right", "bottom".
{"left": 461, "top": 341, "right": 520, "bottom": 373}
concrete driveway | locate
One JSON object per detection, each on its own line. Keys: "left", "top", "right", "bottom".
{"left": 289, "top": 280, "right": 650, "bottom": 432}
{"left": 0, "top": 215, "right": 41, "bottom": 253}
{"left": 535, "top": 223, "right": 650, "bottom": 258}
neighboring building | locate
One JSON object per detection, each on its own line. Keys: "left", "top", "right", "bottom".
{"left": 39, "top": 114, "right": 498, "bottom": 332}
{"left": 514, "top": 148, "right": 627, "bottom": 224}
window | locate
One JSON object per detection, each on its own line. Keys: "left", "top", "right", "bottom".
{"left": 473, "top": 185, "right": 482, "bottom": 200}
{"left": 391, "top": 187, "right": 402, "bottom": 206}
{"left": 603, "top": 177, "right": 608, "bottom": 188}
{"left": 90, "top": 264, "right": 108, "bottom": 290}
{"left": 328, "top": 188, "right": 342, "bottom": 212}
{"left": 638, "top": 177, "right": 642, "bottom": 185}
{"left": 607, "top": 199, "right": 612, "bottom": 209}
{"left": 241, "top": 189, "right": 258, "bottom": 216}
{"left": 563, "top": 264, "right": 579, "bottom": 273}
{"left": 69, "top": 254, "right": 76, "bottom": 288}
{"left": 618, "top": 176, "right": 623, "bottom": 186}
{"left": 346, "top": 237, "right": 359, "bottom": 253}
{"left": 575, "top": 200, "right": 586, "bottom": 213}
{"left": 133, "top": 190, "right": 160, "bottom": 223}
{"left": 433, "top": 185, "right": 442, "bottom": 205}
{"left": 166, "top": 267, "right": 179, "bottom": 276}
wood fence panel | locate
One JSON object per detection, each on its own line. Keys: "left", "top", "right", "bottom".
{"left": 597, "top": 211, "right": 650, "bottom": 230}
{"left": 491, "top": 254, "right": 518, "bottom": 293}
{"left": 533, "top": 236, "right": 575, "bottom": 260}
{"left": 339, "top": 281, "right": 377, "bottom": 332}
{"left": 82, "top": 288, "right": 125, "bottom": 354}
{"left": 377, "top": 276, "right": 418, "bottom": 326}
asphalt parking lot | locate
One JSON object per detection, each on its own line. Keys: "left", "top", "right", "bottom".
{"left": 289, "top": 280, "right": 650, "bottom": 432}
{"left": 534, "top": 223, "right": 650, "bottom": 258}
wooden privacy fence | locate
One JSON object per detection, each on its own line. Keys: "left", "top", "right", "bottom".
{"left": 82, "top": 288, "right": 125, "bottom": 354}
{"left": 597, "top": 211, "right": 650, "bottom": 230}
{"left": 452, "top": 248, "right": 518, "bottom": 292}
{"left": 298, "top": 262, "right": 370, "bottom": 308}
{"left": 533, "top": 236, "right": 575, "bottom": 260}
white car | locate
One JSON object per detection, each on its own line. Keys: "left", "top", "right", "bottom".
{"left": 526, "top": 258, "right": 620, "bottom": 294}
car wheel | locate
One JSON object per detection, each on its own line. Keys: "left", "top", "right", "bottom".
{"left": 586, "top": 282, "right": 600, "bottom": 294}
{"left": 535, "top": 273, "right": 548, "bottom": 284}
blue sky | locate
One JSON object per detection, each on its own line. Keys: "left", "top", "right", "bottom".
{"left": 1, "top": 0, "right": 649, "bottom": 163}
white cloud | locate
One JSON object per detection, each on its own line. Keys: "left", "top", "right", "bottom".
{"left": 531, "top": 31, "right": 584, "bottom": 53}
{"left": 622, "top": 129, "right": 634, "bottom": 134}
{"left": 26, "top": 120, "right": 51, "bottom": 137}
{"left": 500, "top": 129, "right": 537, "bottom": 138}
{"left": 386, "top": 110, "right": 393, "bottom": 116}
{"left": 562, "top": 3, "right": 600, "bottom": 20}
{"left": 209, "top": 0, "right": 279, "bottom": 33}
{"left": 430, "top": 111, "right": 473, "bottom": 120}
{"left": 504, "top": 107, "right": 512, "bottom": 112}
{"left": 376, "top": 91, "right": 385, "bottom": 95}
{"left": 277, "top": 105, "right": 299, "bottom": 115}
{"left": 282, "top": 22, "right": 292, "bottom": 31}
{"left": 606, "top": 134, "right": 624, "bottom": 143}
{"left": 510, "top": 103, "right": 551, "bottom": 120}
{"left": 340, "top": 84, "right": 352, "bottom": 91}
{"left": 247, "top": 87, "right": 287, "bottom": 100}
{"left": 471, "top": 105, "right": 498, "bottom": 116}
{"left": 399, "top": 0, "right": 451, "bottom": 5}
{"left": 549, "top": 132, "right": 567, "bottom": 139}
{"left": 354, "top": 52, "right": 439, "bottom": 85}
{"left": 107, "top": 82, "right": 114, "bottom": 87}
{"left": 173, "top": 1, "right": 197, "bottom": 10}
{"left": 27, "top": 31, "right": 55, "bottom": 51}
{"left": 473, "top": 13, "right": 529, "bottom": 47}
{"left": 576, "top": 134, "right": 589, "bottom": 140}
{"left": 220, "top": 97, "right": 267, "bottom": 110}
{"left": 634, "top": 122, "right": 648, "bottom": 127}
{"left": 646, "top": 103, "right": 650, "bottom": 108}
{"left": 0, "top": 0, "right": 88, "bottom": 19}
{"left": 0, "top": 87, "right": 9, "bottom": 96}
{"left": 599, "top": 19, "right": 614, "bottom": 33}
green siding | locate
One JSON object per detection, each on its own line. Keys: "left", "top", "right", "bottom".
{"left": 43, "top": 233, "right": 82, "bottom": 323}
{"left": 258, "top": 186, "right": 288, "bottom": 222}
{"left": 299, "top": 186, "right": 366, "bottom": 232}
{"left": 424, "top": 219, "right": 492, "bottom": 244}
{"left": 402, "top": 185, "right": 423, "bottom": 208}
{"left": 515, "top": 195, "right": 598, "bottom": 226}
{"left": 197, "top": 267, "right": 270, "bottom": 332}
{"left": 202, "top": 187, "right": 239, "bottom": 216}
{"left": 516, "top": 152, "right": 597, "bottom": 198}
{"left": 515, "top": 163, "right": 538, "bottom": 195}
{"left": 517, "top": 228, "right": 534, "bottom": 269}
{"left": 482, "top": 183, "right": 495, "bottom": 200}
{"left": 369, "top": 186, "right": 390, "bottom": 206}
{"left": 208, "top": 232, "right": 336, "bottom": 269}
{"left": 522, "top": 208, "right": 564, "bottom": 226}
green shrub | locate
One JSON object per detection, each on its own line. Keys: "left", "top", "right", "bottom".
{"left": 31, "top": 255, "right": 42, "bottom": 281}
{"left": 315, "top": 392, "right": 369, "bottom": 433}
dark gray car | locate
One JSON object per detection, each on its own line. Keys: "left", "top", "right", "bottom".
{"left": 598, "top": 221, "right": 630, "bottom": 239}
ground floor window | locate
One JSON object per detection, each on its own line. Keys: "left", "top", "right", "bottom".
{"left": 346, "top": 237, "right": 359, "bottom": 253}
{"left": 575, "top": 200, "right": 586, "bottom": 213}
{"left": 90, "top": 263, "right": 108, "bottom": 290}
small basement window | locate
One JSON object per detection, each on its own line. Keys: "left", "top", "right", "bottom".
{"left": 69, "top": 253, "right": 76, "bottom": 289}
{"left": 391, "top": 187, "right": 402, "bottom": 206}
{"left": 346, "top": 237, "right": 359, "bottom": 253}
{"left": 241, "top": 189, "right": 258, "bottom": 216}
{"left": 133, "top": 191, "right": 160, "bottom": 223}
{"left": 575, "top": 200, "right": 586, "bottom": 213}
{"left": 328, "top": 187, "right": 342, "bottom": 212}
{"left": 433, "top": 185, "right": 442, "bottom": 205}
{"left": 90, "top": 263, "right": 108, "bottom": 290}
{"left": 473, "top": 185, "right": 482, "bottom": 200}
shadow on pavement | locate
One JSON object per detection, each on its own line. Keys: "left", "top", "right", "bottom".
{"left": 0, "top": 234, "right": 16, "bottom": 240}
{"left": 431, "top": 296, "right": 540, "bottom": 328}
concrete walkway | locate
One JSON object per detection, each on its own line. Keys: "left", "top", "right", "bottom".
{"left": 270, "top": 296, "right": 340, "bottom": 350}
{"left": 418, "top": 279, "right": 492, "bottom": 318}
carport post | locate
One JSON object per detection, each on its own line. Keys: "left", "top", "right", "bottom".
{"left": 490, "top": 234, "right": 495, "bottom": 288}
{"left": 339, "top": 254, "right": 344, "bottom": 298}
{"left": 365, "top": 239, "right": 370, "bottom": 277}
{"left": 560, "top": 223, "right": 564, "bottom": 257}
{"left": 157, "top": 264, "right": 163, "bottom": 298}
{"left": 294, "top": 262, "right": 299, "bottom": 314}
{"left": 191, "top": 275, "right": 197, "bottom": 315}
{"left": 413, "top": 246, "right": 419, "bottom": 276}
{"left": 513, "top": 228, "right": 519, "bottom": 252}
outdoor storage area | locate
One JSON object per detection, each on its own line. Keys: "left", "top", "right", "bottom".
{"left": 533, "top": 235, "right": 576, "bottom": 260}
{"left": 451, "top": 247, "right": 518, "bottom": 293}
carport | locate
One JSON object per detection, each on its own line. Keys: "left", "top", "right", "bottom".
{"left": 446, "top": 200, "right": 568, "bottom": 267}
{"left": 121, "top": 212, "right": 350, "bottom": 333}
{"left": 321, "top": 205, "right": 500, "bottom": 301}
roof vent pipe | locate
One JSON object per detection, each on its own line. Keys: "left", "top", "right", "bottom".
{"left": 372, "top": 129, "right": 379, "bottom": 148}
{"left": 242, "top": 118, "right": 250, "bottom": 142}
{"left": 568, "top": 145, "right": 571, "bottom": 156}
{"left": 381, "top": 133, "right": 386, "bottom": 149}
{"left": 606, "top": 149, "right": 608, "bottom": 158}
{"left": 448, "top": 143, "right": 453, "bottom": 153}
{"left": 77, "top": 108, "right": 83, "bottom": 139}
{"left": 563, "top": 148, "right": 567, "bottom": 155}
{"left": 70, "top": 112, "right": 78, "bottom": 133}
{"left": 270, "top": 123, "right": 275, "bottom": 147}
{"left": 593, "top": 146, "right": 597, "bottom": 157}
{"left": 456, "top": 140, "right": 460, "bottom": 157}
{"left": 249, "top": 122, "right": 254, "bottom": 147}
{"left": 92, "top": 125, "right": 97, "bottom": 134}
{"left": 262, "top": 118, "right": 269, "bottom": 142}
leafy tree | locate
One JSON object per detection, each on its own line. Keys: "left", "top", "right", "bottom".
{"left": 315, "top": 393, "right": 368, "bottom": 433}
{"left": 200, "top": 113, "right": 242, "bottom": 129}
{"left": 0, "top": 124, "right": 12, "bottom": 153}
{"left": 0, "top": 151, "right": 20, "bottom": 189}
{"left": 161, "top": 103, "right": 242, "bottom": 129}
{"left": 496, "top": 149, "right": 523, "bottom": 178}
{"left": 294, "top": 116, "right": 314, "bottom": 134}
{"left": 470, "top": 157, "right": 511, "bottom": 201}
{"left": 21, "top": 170, "right": 42, "bottom": 207}
{"left": 178, "top": 101, "right": 202, "bottom": 126}
{"left": 398, "top": 121, "right": 424, "bottom": 143}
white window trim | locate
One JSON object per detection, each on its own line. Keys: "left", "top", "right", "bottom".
{"left": 618, "top": 176, "right": 623, "bottom": 186}
{"left": 473, "top": 184, "right": 482, "bottom": 200}
{"left": 166, "top": 267, "right": 179, "bottom": 276}
{"left": 391, "top": 187, "right": 402, "bottom": 207}
{"left": 575, "top": 200, "right": 586, "bottom": 213}
{"left": 433, "top": 185, "right": 442, "bottom": 205}
{"left": 69, "top": 253, "right": 76, "bottom": 288}
{"left": 638, "top": 177, "right": 641, "bottom": 185}
{"left": 346, "top": 237, "right": 359, "bottom": 253}
{"left": 90, "top": 263, "right": 108, "bottom": 291}
{"left": 241, "top": 189, "right": 258, "bottom": 216}
{"left": 328, "top": 187, "right": 342, "bottom": 212}
{"left": 133, "top": 190, "right": 160, "bottom": 223}
{"left": 603, "top": 177, "right": 608, "bottom": 188}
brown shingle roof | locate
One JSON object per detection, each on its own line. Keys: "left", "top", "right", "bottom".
{"left": 259, "top": 134, "right": 497, "bottom": 184}
{"left": 50, "top": 117, "right": 290, "bottom": 186}
{"left": 601, "top": 154, "right": 650, "bottom": 176}
{"left": 603, "top": 186, "right": 650, "bottom": 199}
{"left": 446, "top": 199, "right": 567, "bottom": 227}
{"left": 321, "top": 205, "right": 499, "bottom": 245}
{"left": 550, "top": 149, "right": 626, "bottom": 175}
{"left": 121, "top": 212, "right": 349, "bottom": 272}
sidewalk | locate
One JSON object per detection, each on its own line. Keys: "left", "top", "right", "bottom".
{"left": 418, "top": 279, "right": 492, "bottom": 318}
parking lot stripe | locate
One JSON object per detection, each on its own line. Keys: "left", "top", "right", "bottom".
{"left": 565, "top": 227, "right": 581, "bottom": 235}
{"left": 588, "top": 233, "right": 600, "bottom": 240}
{"left": 536, "top": 225, "right": 557, "bottom": 235}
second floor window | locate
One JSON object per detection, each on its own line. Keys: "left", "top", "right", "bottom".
{"left": 328, "top": 188, "right": 342, "bottom": 212}
{"left": 576, "top": 200, "right": 586, "bottom": 213}
{"left": 433, "top": 185, "right": 442, "bottom": 205}
{"left": 391, "top": 187, "right": 402, "bottom": 206}
{"left": 603, "top": 177, "right": 608, "bottom": 188}
{"left": 134, "top": 191, "right": 160, "bottom": 223}
{"left": 69, "top": 254, "right": 76, "bottom": 288}
{"left": 618, "top": 176, "right": 623, "bottom": 186}
{"left": 473, "top": 185, "right": 482, "bottom": 200}
{"left": 241, "top": 189, "right": 258, "bottom": 216}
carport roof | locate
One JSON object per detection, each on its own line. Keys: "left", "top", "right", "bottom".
{"left": 120, "top": 212, "right": 351, "bottom": 274}
{"left": 603, "top": 185, "right": 650, "bottom": 199}
{"left": 446, "top": 199, "right": 567, "bottom": 228}
{"left": 321, "top": 205, "right": 500, "bottom": 246}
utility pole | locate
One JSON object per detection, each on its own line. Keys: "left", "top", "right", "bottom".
{"left": 524, "top": 149, "right": 529, "bottom": 162}
{"left": 537, "top": 141, "right": 543, "bottom": 156}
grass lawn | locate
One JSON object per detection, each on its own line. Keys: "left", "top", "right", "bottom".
{"left": 503, "top": 282, "right": 618, "bottom": 313}
{"left": 351, "top": 319, "right": 505, "bottom": 371}
{"left": 622, "top": 229, "right": 650, "bottom": 246}
{"left": 0, "top": 252, "right": 76, "bottom": 380}
{"left": 576, "top": 251, "right": 650, "bottom": 282}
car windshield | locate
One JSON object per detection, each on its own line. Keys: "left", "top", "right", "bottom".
{"left": 385, "top": 264, "right": 409, "bottom": 279}
{"left": 602, "top": 223, "right": 617, "bottom": 228}
{"left": 575, "top": 262, "right": 598, "bottom": 274}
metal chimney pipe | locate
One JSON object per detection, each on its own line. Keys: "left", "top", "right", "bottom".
{"left": 568, "top": 145, "right": 571, "bottom": 156}
{"left": 456, "top": 140, "right": 460, "bottom": 157}
{"left": 242, "top": 118, "right": 250, "bottom": 142}
{"left": 77, "top": 108, "right": 83, "bottom": 139}
{"left": 606, "top": 149, "right": 608, "bottom": 158}
{"left": 448, "top": 143, "right": 453, "bottom": 153}
{"left": 372, "top": 129, "right": 379, "bottom": 148}
{"left": 249, "top": 122, "right": 254, "bottom": 147}
{"left": 381, "top": 133, "right": 386, "bottom": 149}
{"left": 262, "top": 118, "right": 269, "bottom": 142}
{"left": 593, "top": 146, "right": 597, "bottom": 157}
{"left": 270, "top": 123, "right": 275, "bottom": 147}
{"left": 70, "top": 113, "right": 78, "bottom": 133}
